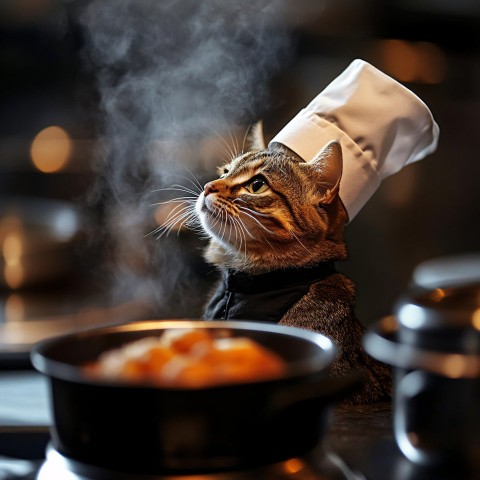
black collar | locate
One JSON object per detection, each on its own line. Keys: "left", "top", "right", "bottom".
{"left": 223, "top": 262, "right": 336, "bottom": 294}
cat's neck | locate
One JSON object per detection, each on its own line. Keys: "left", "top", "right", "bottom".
{"left": 205, "top": 237, "right": 348, "bottom": 274}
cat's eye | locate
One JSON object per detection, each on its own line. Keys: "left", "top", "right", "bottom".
{"left": 246, "top": 176, "right": 269, "bottom": 194}
{"left": 220, "top": 167, "right": 229, "bottom": 178}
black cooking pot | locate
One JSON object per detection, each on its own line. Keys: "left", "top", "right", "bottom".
{"left": 364, "top": 284, "right": 480, "bottom": 469}
{"left": 31, "top": 320, "right": 359, "bottom": 475}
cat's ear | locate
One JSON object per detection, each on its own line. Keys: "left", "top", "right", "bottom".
{"left": 247, "top": 120, "right": 266, "bottom": 150}
{"left": 309, "top": 140, "right": 343, "bottom": 204}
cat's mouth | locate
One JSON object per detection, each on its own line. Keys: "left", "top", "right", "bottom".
{"left": 196, "top": 193, "right": 243, "bottom": 247}
{"left": 197, "top": 193, "right": 219, "bottom": 217}
{"left": 197, "top": 193, "right": 234, "bottom": 219}
{"left": 196, "top": 194, "right": 225, "bottom": 231}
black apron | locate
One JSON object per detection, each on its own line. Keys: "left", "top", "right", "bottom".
{"left": 204, "top": 262, "right": 336, "bottom": 323}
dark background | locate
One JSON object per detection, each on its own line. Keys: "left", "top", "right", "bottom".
{"left": 1, "top": 0, "right": 479, "bottom": 337}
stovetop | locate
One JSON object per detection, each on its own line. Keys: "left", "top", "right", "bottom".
{"left": 35, "top": 443, "right": 360, "bottom": 480}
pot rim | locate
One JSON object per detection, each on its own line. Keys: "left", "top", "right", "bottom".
{"left": 363, "top": 316, "right": 480, "bottom": 378}
{"left": 395, "top": 282, "right": 480, "bottom": 331}
{"left": 31, "top": 319, "right": 337, "bottom": 390}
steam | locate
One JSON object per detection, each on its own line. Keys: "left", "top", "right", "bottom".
{"left": 79, "top": 0, "right": 292, "bottom": 316}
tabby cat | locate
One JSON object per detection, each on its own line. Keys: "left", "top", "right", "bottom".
{"left": 164, "top": 125, "right": 391, "bottom": 404}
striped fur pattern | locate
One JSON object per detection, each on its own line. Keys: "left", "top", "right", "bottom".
{"left": 196, "top": 141, "right": 348, "bottom": 274}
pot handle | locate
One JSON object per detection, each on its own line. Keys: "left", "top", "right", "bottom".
{"left": 269, "top": 371, "right": 363, "bottom": 413}
{"left": 394, "top": 370, "right": 444, "bottom": 467}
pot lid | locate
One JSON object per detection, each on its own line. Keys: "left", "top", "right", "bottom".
{"left": 395, "top": 283, "right": 480, "bottom": 331}
{"left": 412, "top": 253, "right": 480, "bottom": 289}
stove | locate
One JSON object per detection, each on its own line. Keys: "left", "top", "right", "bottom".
{"left": 36, "top": 444, "right": 362, "bottom": 480}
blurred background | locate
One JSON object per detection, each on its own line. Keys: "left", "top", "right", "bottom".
{"left": 1, "top": 0, "right": 479, "bottom": 362}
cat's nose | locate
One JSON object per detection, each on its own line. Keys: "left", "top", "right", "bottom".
{"left": 203, "top": 181, "right": 219, "bottom": 197}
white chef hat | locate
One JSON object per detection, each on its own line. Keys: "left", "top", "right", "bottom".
{"left": 269, "top": 59, "right": 440, "bottom": 221}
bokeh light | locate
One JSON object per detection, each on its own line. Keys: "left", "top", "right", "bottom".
{"left": 30, "top": 125, "right": 72, "bottom": 173}
{"left": 4, "top": 294, "right": 25, "bottom": 323}
{"left": 376, "top": 39, "right": 447, "bottom": 85}
{"left": 2, "top": 232, "right": 24, "bottom": 289}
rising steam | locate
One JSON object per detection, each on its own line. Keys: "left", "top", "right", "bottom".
{"left": 79, "top": 0, "right": 292, "bottom": 317}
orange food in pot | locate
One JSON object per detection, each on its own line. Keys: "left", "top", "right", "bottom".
{"left": 165, "top": 329, "right": 214, "bottom": 355}
{"left": 84, "top": 329, "right": 286, "bottom": 387}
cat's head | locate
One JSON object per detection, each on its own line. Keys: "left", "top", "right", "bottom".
{"left": 195, "top": 126, "right": 348, "bottom": 273}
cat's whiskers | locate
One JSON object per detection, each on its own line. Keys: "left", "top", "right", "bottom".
{"left": 209, "top": 201, "right": 252, "bottom": 265}
{"left": 208, "top": 206, "right": 224, "bottom": 241}
{"left": 150, "top": 196, "right": 197, "bottom": 207}
{"left": 235, "top": 216, "right": 255, "bottom": 240}
{"left": 207, "top": 199, "right": 232, "bottom": 224}
{"left": 216, "top": 209, "right": 237, "bottom": 254}
{"left": 229, "top": 218, "right": 243, "bottom": 250}
{"left": 234, "top": 198, "right": 296, "bottom": 252}
{"left": 232, "top": 209, "right": 276, "bottom": 254}
{"left": 230, "top": 215, "right": 239, "bottom": 246}
{"left": 170, "top": 183, "right": 201, "bottom": 197}
{"left": 231, "top": 215, "right": 251, "bottom": 267}
{"left": 149, "top": 201, "right": 197, "bottom": 238}
{"left": 240, "top": 123, "right": 252, "bottom": 155}
{"left": 221, "top": 209, "right": 230, "bottom": 246}
{"left": 208, "top": 127, "right": 240, "bottom": 162}
{"left": 151, "top": 171, "right": 202, "bottom": 197}
{"left": 221, "top": 209, "right": 230, "bottom": 245}
{"left": 151, "top": 187, "right": 192, "bottom": 195}
{"left": 169, "top": 209, "right": 197, "bottom": 237}
{"left": 150, "top": 174, "right": 208, "bottom": 239}
{"left": 257, "top": 230, "right": 276, "bottom": 253}
{"left": 236, "top": 206, "right": 276, "bottom": 235}
{"left": 229, "top": 129, "right": 242, "bottom": 158}
{"left": 175, "top": 166, "right": 204, "bottom": 193}
{"left": 290, "top": 231, "right": 311, "bottom": 253}
{"left": 148, "top": 211, "right": 187, "bottom": 238}
{"left": 237, "top": 221, "right": 250, "bottom": 268}
{"left": 234, "top": 207, "right": 280, "bottom": 254}
{"left": 206, "top": 209, "right": 222, "bottom": 237}
{"left": 233, "top": 198, "right": 272, "bottom": 218}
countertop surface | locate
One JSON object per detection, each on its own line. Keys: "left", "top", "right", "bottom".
{"left": 330, "top": 402, "right": 479, "bottom": 480}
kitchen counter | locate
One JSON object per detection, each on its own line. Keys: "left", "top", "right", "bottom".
{"left": 330, "top": 402, "right": 479, "bottom": 480}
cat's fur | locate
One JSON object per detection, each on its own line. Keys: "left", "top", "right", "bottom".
{"left": 194, "top": 125, "right": 391, "bottom": 404}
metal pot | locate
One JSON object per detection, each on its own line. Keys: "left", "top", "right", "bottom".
{"left": 364, "top": 284, "right": 480, "bottom": 469}
{"left": 31, "top": 320, "right": 359, "bottom": 475}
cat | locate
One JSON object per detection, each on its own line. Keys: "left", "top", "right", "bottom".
{"left": 162, "top": 124, "right": 391, "bottom": 404}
